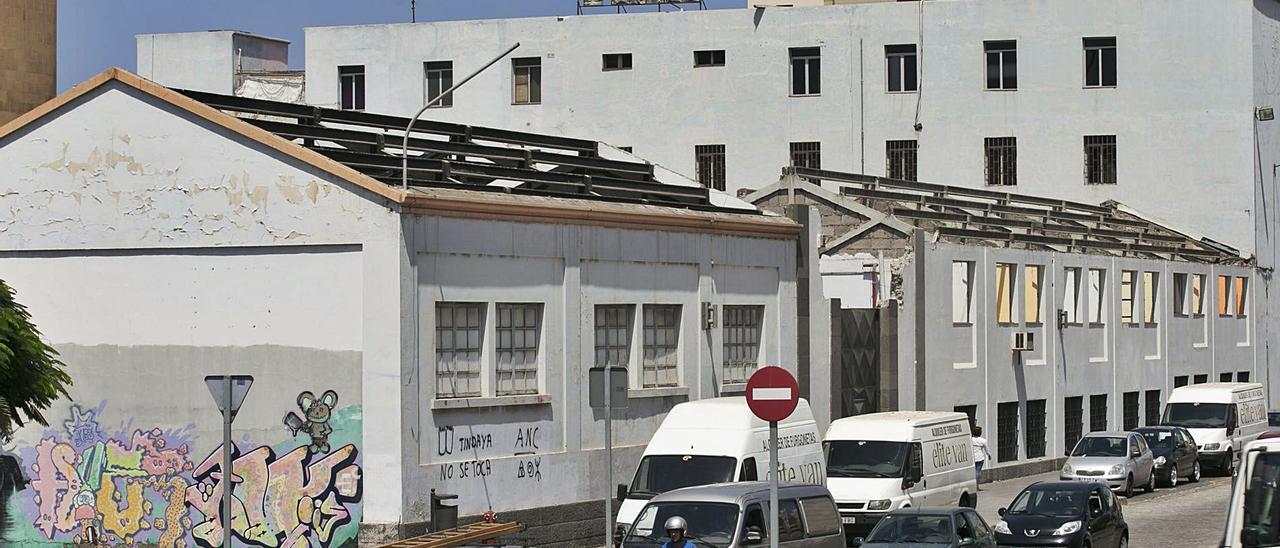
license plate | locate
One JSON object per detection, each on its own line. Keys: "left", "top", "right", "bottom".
{"left": 841, "top": 516, "right": 857, "bottom": 525}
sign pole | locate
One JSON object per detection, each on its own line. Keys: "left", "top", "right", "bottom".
{"left": 222, "top": 375, "right": 233, "bottom": 548}
{"left": 604, "top": 365, "right": 614, "bottom": 548}
{"left": 769, "top": 420, "right": 779, "bottom": 548}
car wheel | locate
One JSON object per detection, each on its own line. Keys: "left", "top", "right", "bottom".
{"left": 1165, "top": 466, "right": 1178, "bottom": 487}
{"left": 1122, "top": 474, "right": 1134, "bottom": 498}
{"left": 1118, "top": 533, "right": 1129, "bottom": 548}
{"left": 1190, "top": 461, "right": 1201, "bottom": 483}
{"left": 1144, "top": 470, "right": 1156, "bottom": 493}
{"left": 1226, "top": 451, "right": 1237, "bottom": 477}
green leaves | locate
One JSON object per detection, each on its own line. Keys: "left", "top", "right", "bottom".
{"left": 0, "top": 279, "right": 72, "bottom": 442}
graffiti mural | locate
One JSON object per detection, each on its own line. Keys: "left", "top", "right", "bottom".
{"left": 2, "top": 397, "right": 363, "bottom": 547}
{"left": 284, "top": 390, "right": 338, "bottom": 454}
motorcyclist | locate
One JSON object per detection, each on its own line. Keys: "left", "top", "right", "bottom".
{"left": 661, "top": 516, "right": 695, "bottom": 548}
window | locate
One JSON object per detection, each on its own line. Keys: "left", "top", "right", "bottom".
{"left": 1174, "top": 375, "right": 1189, "bottom": 388}
{"left": 799, "top": 497, "right": 842, "bottom": 537}
{"left": 952, "top": 261, "right": 975, "bottom": 324}
{"left": 496, "top": 303, "right": 541, "bottom": 396}
{"left": 1191, "top": 274, "right": 1205, "bottom": 315}
{"left": 723, "top": 305, "right": 764, "bottom": 384}
{"left": 1063, "top": 268, "right": 1082, "bottom": 324}
{"left": 1026, "top": 399, "right": 1047, "bottom": 458}
{"left": 618, "top": 146, "right": 633, "bottom": 153}
{"left": 603, "top": 52, "right": 632, "bottom": 71}
{"left": 886, "top": 140, "right": 918, "bottom": 181}
{"left": 1123, "top": 391, "right": 1140, "bottom": 431}
{"left": 1236, "top": 277, "right": 1249, "bottom": 317}
{"left": 995, "top": 263, "right": 1016, "bottom": 324}
{"left": 778, "top": 500, "right": 804, "bottom": 542}
{"left": 1064, "top": 396, "right": 1084, "bottom": 451}
{"left": 1173, "top": 273, "right": 1189, "bottom": 316}
{"left": 885, "top": 44, "right": 918, "bottom": 92}
{"left": 740, "top": 457, "right": 758, "bottom": 481}
{"left": 595, "top": 304, "right": 633, "bottom": 368}
{"left": 984, "top": 137, "right": 1017, "bottom": 186}
{"left": 1083, "top": 37, "right": 1117, "bottom": 87}
{"left": 1221, "top": 372, "right": 1235, "bottom": 383}
{"left": 744, "top": 505, "right": 767, "bottom": 539}
{"left": 512, "top": 57, "right": 542, "bottom": 105}
{"left": 695, "top": 144, "right": 726, "bottom": 191}
{"left": 1218, "top": 275, "right": 1233, "bottom": 316}
{"left": 984, "top": 40, "right": 1017, "bottom": 90}
{"left": 435, "top": 302, "right": 484, "bottom": 398}
{"left": 1194, "top": 374, "right": 1209, "bottom": 384}
{"left": 997, "top": 402, "right": 1019, "bottom": 462}
{"left": 1239, "top": 371, "right": 1252, "bottom": 382}
{"left": 424, "top": 61, "right": 453, "bottom": 108}
{"left": 789, "top": 141, "right": 821, "bottom": 169}
{"left": 338, "top": 65, "right": 365, "bottom": 111}
{"left": 1143, "top": 271, "right": 1159, "bottom": 324}
{"left": 1089, "top": 269, "right": 1106, "bottom": 324}
{"left": 1024, "top": 265, "right": 1043, "bottom": 324}
{"left": 1084, "top": 135, "right": 1117, "bottom": 185}
{"left": 1145, "top": 390, "right": 1161, "bottom": 426}
{"left": 954, "top": 404, "right": 978, "bottom": 432}
{"left": 694, "top": 49, "right": 725, "bottom": 67}
{"left": 789, "top": 46, "right": 821, "bottom": 96}
{"left": 1090, "top": 394, "right": 1108, "bottom": 432}
{"left": 642, "top": 305, "right": 681, "bottom": 388}
{"left": 1120, "top": 270, "right": 1136, "bottom": 324}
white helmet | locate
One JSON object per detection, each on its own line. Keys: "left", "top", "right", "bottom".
{"left": 664, "top": 516, "right": 688, "bottom": 532}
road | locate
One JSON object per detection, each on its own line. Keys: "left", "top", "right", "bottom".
{"left": 975, "top": 471, "right": 1234, "bottom": 547}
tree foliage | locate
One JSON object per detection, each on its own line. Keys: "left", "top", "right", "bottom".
{"left": 0, "top": 279, "right": 71, "bottom": 442}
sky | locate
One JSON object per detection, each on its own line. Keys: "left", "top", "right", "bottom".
{"left": 57, "top": 0, "right": 746, "bottom": 91}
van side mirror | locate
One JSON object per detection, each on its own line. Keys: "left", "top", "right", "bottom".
{"left": 616, "top": 484, "right": 628, "bottom": 501}
{"left": 850, "top": 537, "right": 864, "bottom": 547}
{"left": 746, "top": 526, "right": 764, "bottom": 544}
{"left": 959, "top": 538, "right": 976, "bottom": 547}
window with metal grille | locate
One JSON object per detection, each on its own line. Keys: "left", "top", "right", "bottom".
{"left": 1174, "top": 375, "right": 1189, "bottom": 388}
{"left": 642, "top": 305, "right": 681, "bottom": 388}
{"left": 723, "top": 305, "right": 763, "bottom": 384}
{"left": 1239, "top": 371, "right": 1251, "bottom": 382}
{"left": 694, "top": 49, "right": 725, "bottom": 67}
{"left": 1090, "top": 394, "right": 1108, "bottom": 432}
{"left": 954, "top": 404, "right": 977, "bottom": 432}
{"left": 512, "top": 57, "right": 542, "bottom": 105}
{"left": 984, "top": 137, "right": 1017, "bottom": 186}
{"left": 1123, "top": 391, "right": 1139, "bottom": 430}
{"left": 338, "top": 65, "right": 365, "bottom": 111}
{"left": 1026, "top": 399, "right": 1047, "bottom": 458}
{"left": 997, "top": 402, "right": 1019, "bottom": 463}
{"left": 1145, "top": 390, "right": 1161, "bottom": 426}
{"left": 886, "top": 140, "right": 918, "bottom": 181}
{"left": 595, "top": 304, "right": 634, "bottom": 368}
{"left": 435, "top": 302, "right": 484, "bottom": 398}
{"left": 1194, "top": 374, "right": 1208, "bottom": 384}
{"left": 789, "top": 46, "right": 821, "bottom": 96}
{"left": 1084, "top": 135, "right": 1116, "bottom": 185}
{"left": 424, "top": 61, "right": 453, "bottom": 108}
{"left": 695, "top": 144, "right": 726, "bottom": 191}
{"left": 1064, "top": 396, "right": 1084, "bottom": 451}
{"left": 1083, "top": 37, "right": 1117, "bottom": 87}
{"left": 603, "top": 53, "right": 632, "bottom": 71}
{"left": 984, "top": 40, "right": 1017, "bottom": 90}
{"left": 496, "top": 303, "right": 541, "bottom": 396}
{"left": 1221, "top": 372, "right": 1234, "bottom": 383}
{"left": 790, "top": 141, "right": 821, "bottom": 169}
{"left": 885, "top": 44, "right": 918, "bottom": 92}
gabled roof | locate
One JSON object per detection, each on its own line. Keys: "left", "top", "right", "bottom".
{"left": 0, "top": 68, "right": 798, "bottom": 239}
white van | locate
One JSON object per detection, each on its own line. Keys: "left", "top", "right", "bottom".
{"left": 823, "top": 411, "right": 977, "bottom": 539}
{"left": 614, "top": 397, "right": 825, "bottom": 539}
{"left": 1162, "top": 382, "right": 1267, "bottom": 475}
{"left": 1221, "top": 436, "right": 1280, "bottom": 547}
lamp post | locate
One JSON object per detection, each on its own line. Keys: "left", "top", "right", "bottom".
{"left": 401, "top": 43, "right": 521, "bottom": 190}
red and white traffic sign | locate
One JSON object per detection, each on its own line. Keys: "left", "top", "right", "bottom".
{"left": 746, "top": 366, "right": 799, "bottom": 423}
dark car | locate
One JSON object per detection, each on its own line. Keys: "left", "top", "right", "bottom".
{"left": 1135, "top": 426, "right": 1201, "bottom": 487}
{"left": 852, "top": 507, "right": 996, "bottom": 547}
{"left": 1268, "top": 411, "right": 1280, "bottom": 428}
{"left": 994, "top": 481, "right": 1128, "bottom": 548}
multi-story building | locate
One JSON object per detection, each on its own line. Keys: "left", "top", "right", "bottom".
{"left": 0, "top": 0, "right": 56, "bottom": 124}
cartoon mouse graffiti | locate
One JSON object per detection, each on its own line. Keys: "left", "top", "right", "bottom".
{"left": 283, "top": 390, "right": 337, "bottom": 453}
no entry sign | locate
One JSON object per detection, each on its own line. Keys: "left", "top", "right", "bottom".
{"left": 746, "top": 366, "right": 799, "bottom": 423}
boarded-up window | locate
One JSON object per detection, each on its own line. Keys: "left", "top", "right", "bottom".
{"left": 1063, "top": 268, "right": 1081, "bottom": 324}
{"left": 1143, "top": 271, "right": 1158, "bottom": 324}
{"left": 1089, "top": 268, "right": 1105, "bottom": 324}
{"left": 1120, "top": 271, "right": 1136, "bottom": 324}
{"left": 1173, "top": 273, "right": 1188, "bottom": 316}
{"left": 1024, "top": 265, "right": 1043, "bottom": 324}
{"left": 1218, "top": 275, "right": 1232, "bottom": 316}
{"left": 1191, "top": 274, "right": 1204, "bottom": 315}
{"left": 953, "top": 261, "right": 975, "bottom": 324}
{"left": 1236, "top": 277, "right": 1249, "bottom": 317}
{"left": 996, "top": 263, "right": 1015, "bottom": 324}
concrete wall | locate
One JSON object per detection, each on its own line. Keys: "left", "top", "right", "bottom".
{"left": 0, "top": 81, "right": 403, "bottom": 546}
{"left": 1253, "top": 0, "right": 1280, "bottom": 410}
{"left": 138, "top": 31, "right": 289, "bottom": 95}
{"left": 0, "top": 0, "right": 55, "bottom": 124}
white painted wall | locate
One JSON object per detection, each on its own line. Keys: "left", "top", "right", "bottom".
{"left": 137, "top": 30, "right": 289, "bottom": 95}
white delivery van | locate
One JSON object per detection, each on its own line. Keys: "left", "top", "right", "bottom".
{"left": 1221, "top": 436, "right": 1280, "bottom": 547}
{"left": 613, "top": 397, "right": 824, "bottom": 540}
{"left": 1162, "top": 382, "right": 1267, "bottom": 476}
{"left": 823, "top": 411, "right": 976, "bottom": 539}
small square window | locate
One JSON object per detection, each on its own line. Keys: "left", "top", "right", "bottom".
{"left": 694, "top": 49, "right": 725, "bottom": 67}
{"left": 603, "top": 53, "right": 633, "bottom": 71}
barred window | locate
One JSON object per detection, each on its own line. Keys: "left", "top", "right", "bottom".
{"left": 723, "top": 305, "right": 764, "bottom": 384}
{"left": 1174, "top": 375, "right": 1189, "bottom": 388}
{"left": 1064, "top": 396, "right": 1084, "bottom": 452}
{"left": 1026, "top": 399, "right": 1047, "bottom": 459}
{"left": 1221, "top": 372, "right": 1235, "bottom": 383}
{"left": 496, "top": 303, "right": 541, "bottom": 396}
{"left": 1089, "top": 394, "right": 1108, "bottom": 432}
{"left": 1145, "top": 390, "right": 1161, "bottom": 426}
{"left": 1194, "top": 374, "right": 1208, "bottom": 384}
{"left": 696, "top": 144, "right": 726, "bottom": 191}
{"left": 436, "top": 302, "right": 484, "bottom": 398}
{"left": 954, "top": 404, "right": 977, "bottom": 432}
{"left": 1123, "top": 391, "right": 1139, "bottom": 431}
{"left": 997, "top": 401, "right": 1019, "bottom": 463}
{"left": 984, "top": 137, "right": 1017, "bottom": 186}
{"left": 1240, "top": 371, "right": 1251, "bottom": 382}
{"left": 886, "top": 140, "right": 918, "bottom": 181}
{"left": 642, "top": 305, "right": 681, "bottom": 388}
{"left": 1084, "top": 135, "right": 1116, "bottom": 185}
{"left": 790, "top": 141, "right": 821, "bottom": 169}
{"left": 595, "top": 305, "right": 634, "bottom": 368}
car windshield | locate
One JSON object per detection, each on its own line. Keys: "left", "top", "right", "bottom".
{"left": 1008, "top": 488, "right": 1086, "bottom": 517}
{"left": 627, "top": 456, "right": 737, "bottom": 499}
{"left": 1071, "top": 436, "right": 1127, "bottom": 457}
{"left": 1163, "top": 402, "right": 1230, "bottom": 429}
{"left": 866, "top": 514, "right": 955, "bottom": 544}
{"left": 824, "top": 440, "right": 908, "bottom": 478}
{"left": 1140, "top": 430, "right": 1176, "bottom": 449}
{"left": 623, "top": 502, "right": 739, "bottom": 547}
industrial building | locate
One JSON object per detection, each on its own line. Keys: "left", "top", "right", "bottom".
{"left": 0, "top": 0, "right": 56, "bottom": 124}
{"left": 0, "top": 68, "right": 799, "bottom": 547}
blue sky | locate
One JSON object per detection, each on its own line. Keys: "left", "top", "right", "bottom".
{"left": 58, "top": 0, "right": 745, "bottom": 91}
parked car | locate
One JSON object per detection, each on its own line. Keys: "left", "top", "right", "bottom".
{"left": 619, "top": 482, "right": 846, "bottom": 548}
{"left": 1134, "top": 426, "right": 1201, "bottom": 487}
{"left": 994, "top": 481, "right": 1128, "bottom": 548}
{"left": 1060, "top": 432, "right": 1155, "bottom": 497}
{"left": 852, "top": 507, "right": 996, "bottom": 547}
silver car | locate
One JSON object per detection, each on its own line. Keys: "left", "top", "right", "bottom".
{"left": 1059, "top": 431, "right": 1156, "bottom": 497}
{"left": 620, "top": 482, "right": 846, "bottom": 547}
